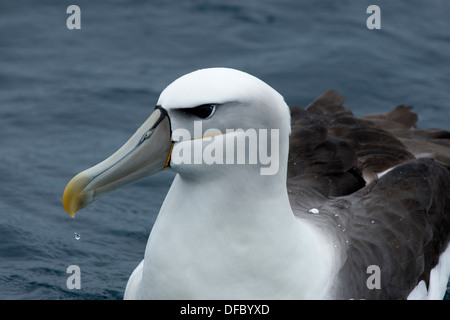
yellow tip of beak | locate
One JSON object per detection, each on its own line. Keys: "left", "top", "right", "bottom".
{"left": 63, "top": 172, "right": 92, "bottom": 218}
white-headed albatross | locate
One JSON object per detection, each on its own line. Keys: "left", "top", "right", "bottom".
{"left": 63, "top": 68, "right": 450, "bottom": 299}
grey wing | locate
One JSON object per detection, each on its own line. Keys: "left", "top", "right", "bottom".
{"left": 332, "top": 159, "right": 450, "bottom": 299}
{"left": 287, "top": 91, "right": 450, "bottom": 299}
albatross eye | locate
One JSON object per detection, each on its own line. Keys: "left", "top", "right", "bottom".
{"left": 183, "top": 104, "right": 217, "bottom": 119}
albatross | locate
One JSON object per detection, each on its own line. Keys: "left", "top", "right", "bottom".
{"left": 62, "top": 67, "right": 450, "bottom": 299}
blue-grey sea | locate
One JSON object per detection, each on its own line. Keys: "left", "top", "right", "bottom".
{"left": 0, "top": 0, "right": 449, "bottom": 300}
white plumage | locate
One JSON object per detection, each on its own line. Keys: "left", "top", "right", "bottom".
{"left": 63, "top": 68, "right": 450, "bottom": 299}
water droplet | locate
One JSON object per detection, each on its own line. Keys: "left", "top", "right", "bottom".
{"left": 334, "top": 213, "right": 339, "bottom": 217}
{"left": 308, "top": 208, "right": 319, "bottom": 215}
{"left": 371, "top": 220, "right": 375, "bottom": 224}
{"left": 74, "top": 232, "right": 81, "bottom": 240}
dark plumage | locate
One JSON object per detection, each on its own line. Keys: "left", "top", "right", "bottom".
{"left": 287, "top": 90, "right": 450, "bottom": 299}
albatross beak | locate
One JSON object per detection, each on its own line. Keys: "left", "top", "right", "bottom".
{"left": 63, "top": 107, "right": 172, "bottom": 218}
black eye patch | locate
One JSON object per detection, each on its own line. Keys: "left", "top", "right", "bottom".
{"left": 182, "top": 104, "right": 217, "bottom": 119}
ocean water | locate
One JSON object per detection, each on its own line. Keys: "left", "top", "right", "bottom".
{"left": 0, "top": 0, "right": 449, "bottom": 300}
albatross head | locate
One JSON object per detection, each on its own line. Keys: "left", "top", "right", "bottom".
{"left": 63, "top": 67, "right": 291, "bottom": 217}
